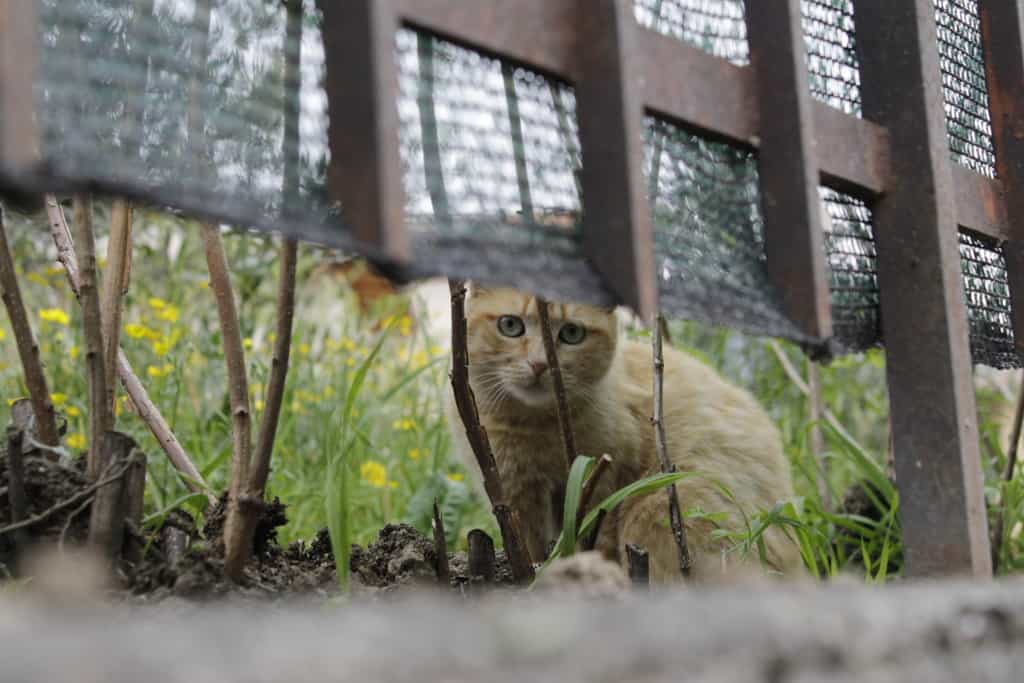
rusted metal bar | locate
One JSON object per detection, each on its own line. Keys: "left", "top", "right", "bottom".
{"left": 745, "top": 0, "right": 832, "bottom": 341}
{"left": 979, "top": 0, "right": 1024, "bottom": 354}
{"left": 0, "top": 0, "right": 37, "bottom": 177}
{"left": 573, "top": 0, "right": 657, "bottom": 319}
{"left": 853, "top": 0, "right": 990, "bottom": 577}
{"left": 319, "top": 0, "right": 409, "bottom": 260}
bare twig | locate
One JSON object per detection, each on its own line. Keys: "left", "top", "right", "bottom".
{"left": 250, "top": 239, "right": 297, "bottom": 509}
{"left": 467, "top": 529, "right": 496, "bottom": 583}
{"left": 992, "top": 372, "right": 1024, "bottom": 572}
{"left": 448, "top": 278, "right": 534, "bottom": 583}
{"left": 653, "top": 313, "right": 692, "bottom": 578}
{"left": 582, "top": 508, "right": 608, "bottom": 553}
{"left": 5, "top": 427, "right": 31, "bottom": 552}
{"left": 45, "top": 195, "right": 212, "bottom": 502}
{"left": 432, "top": 500, "right": 450, "bottom": 584}
{"left": 0, "top": 206, "right": 60, "bottom": 446}
{"left": 72, "top": 195, "right": 113, "bottom": 479}
{"left": 625, "top": 543, "right": 650, "bottom": 587}
{"left": 88, "top": 431, "right": 138, "bottom": 560}
{"left": 536, "top": 298, "right": 576, "bottom": 470}
{"left": 0, "top": 459, "right": 133, "bottom": 537}
{"left": 202, "top": 222, "right": 253, "bottom": 581}
{"left": 807, "top": 358, "right": 830, "bottom": 509}
{"left": 58, "top": 492, "right": 94, "bottom": 551}
{"left": 100, "top": 199, "right": 133, "bottom": 415}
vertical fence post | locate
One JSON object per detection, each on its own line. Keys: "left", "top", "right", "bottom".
{"left": 0, "top": 0, "right": 37, "bottom": 178}
{"left": 575, "top": 0, "right": 657, "bottom": 320}
{"left": 854, "top": 1, "right": 991, "bottom": 577}
{"left": 319, "top": 0, "right": 409, "bottom": 261}
{"left": 979, "top": 1, "right": 1024, "bottom": 355}
{"left": 745, "top": 0, "right": 833, "bottom": 343}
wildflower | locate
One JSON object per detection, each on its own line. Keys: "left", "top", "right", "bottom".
{"left": 298, "top": 342, "right": 311, "bottom": 357}
{"left": 346, "top": 357, "right": 356, "bottom": 368}
{"left": 66, "top": 406, "right": 81, "bottom": 418}
{"left": 156, "top": 304, "right": 180, "bottom": 323}
{"left": 44, "top": 265, "right": 64, "bottom": 277}
{"left": 255, "top": 399, "right": 265, "bottom": 412}
{"left": 447, "top": 472, "right": 465, "bottom": 483}
{"left": 152, "top": 337, "right": 172, "bottom": 357}
{"left": 39, "top": 308, "right": 70, "bottom": 326}
{"left": 243, "top": 337, "right": 254, "bottom": 351}
{"left": 360, "top": 461, "right": 388, "bottom": 488}
{"left": 125, "top": 322, "right": 154, "bottom": 340}
{"left": 399, "top": 315, "right": 413, "bottom": 337}
{"left": 0, "top": 328, "right": 5, "bottom": 342}
{"left": 50, "top": 393, "right": 68, "bottom": 406}
{"left": 341, "top": 337, "right": 357, "bottom": 352}
{"left": 389, "top": 481, "right": 399, "bottom": 490}
{"left": 408, "top": 448, "right": 428, "bottom": 461}
{"left": 392, "top": 418, "right": 416, "bottom": 431}
{"left": 115, "top": 397, "right": 127, "bottom": 417}
{"left": 429, "top": 345, "right": 444, "bottom": 357}
{"left": 146, "top": 363, "right": 174, "bottom": 378}
{"left": 66, "top": 433, "right": 87, "bottom": 450}
{"left": 323, "top": 385, "right": 336, "bottom": 399}
{"left": 148, "top": 297, "right": 167, "bottom": 310}
{"left": 410, "top": 350, "right": 429, "bottom": 369}
{"left": 69, "top": 345, "right": 81, "bottom": 360}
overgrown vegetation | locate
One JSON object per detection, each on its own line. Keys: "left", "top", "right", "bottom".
{"left": 2, "top": 203, "right": 1023, "bottom": 582}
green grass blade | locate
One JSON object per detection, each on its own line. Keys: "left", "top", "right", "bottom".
{"left": 560, "top": 455, "right": 595, "bottom": 557}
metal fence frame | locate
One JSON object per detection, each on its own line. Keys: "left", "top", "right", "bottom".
{"left": 320, "top": 0, "right": 1024, "bottom": 578}
{"left": 3, "top": 0, "right": 1022, "bottom": 578}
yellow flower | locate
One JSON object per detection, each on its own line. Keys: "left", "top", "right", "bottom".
{"left": 66, "top": 406, "right": 81, "bottom": 418}
{"left": 345, "top": 357, "right": 356, "bottom": 367}
{"left": 39, "top": 308, "right": 70, "bottom": 326}
{"left": 323, "top": 385, "right": 336, "bottom": 399}
{"left": 408, "top": 448, "right": 428, "bottom": 461}
{"left": 392, "top": 418, "right": 416, "bottom": 431}
{"left": 69, "top": 345, "right": 81, "bottom": 360}
{"left": 152, "top": 337, "right": 172, "bottom": 357}
{"left": 410, "top": 350, "right": 429, "bottom": 369}
{"left": 243, "top": 337, "right": 254, "bottom": 351}
{"left": 447, "top": 472, "right": 465, "bottom": 483}
{"left": 125, "top": 322, "right": 154, "bottom": 340}
{"left": 399, "top": 315, "right": 413, "bottom": 337}
{"left": 148, "top": 297, "right": 167, "bottom": 310}
{"left": 298, "top": 343, "right": 311, "bottom": 356}
{"left": 429, "top": 345, "right": 444, "bottom": 357}
{"left": 198, "top": 280, "right": 210, "bottom": 290}
{"left": 66, "top": 433, "right": 87, "bottom": 450}
{"left": 255, "top": 399, "right": 265, "bottom": 411}
{"left": 341, "top": 337, "right": 357, "bottom": 352}
{"left": 360, "top": 461, "right": 388, "bottom": 488}
{"left": 146, "top": 363, "right": 174, "bottom": 378}
{"left": 0, "top": 328, "right": 6, "bottom": 342}
{"left": 44, "top": 265, "right": 64, "bottom": 277}
{"left": 115, "top": 397, "right": 127, "bottom": 417}
{"left": 50, "top": 393, "right": 68, "bottom": 406}
{"left": 389, "top": 481, "right": 399, "bottom": 490}
{"left": 157, "top": 305, "right": 180, "bottom": 323}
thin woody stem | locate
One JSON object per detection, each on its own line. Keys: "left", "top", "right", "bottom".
{"left": 448, "top": 279, "right": 534, "bottom": 583}
{"left": 0, "top": 205, "right": 60, "bottom": 446}
{"left": 72, "top": 195, "right": 113, "bottom": 480}
{"left": 100, "top": 199, "right": 133, "bottom": 416}
{"left": 536, "top": 297, "right": 577, "bottom": 470}
{"left": 653, "top": 313, "right": 692, "bottom": 578}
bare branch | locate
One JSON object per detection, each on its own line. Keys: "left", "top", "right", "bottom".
{"left": 202, "top": 222, "right": 252, "bottom": 581}
{"left": 100, "top": 199, "right": 133, "bottom": 415}
{"left": 536, "top": 297, "right": 576, "bottom": 470}
{"left": 45, "top": 195, "right": 212, "bottom": 503}
{"left": 448, "top": 278, "right": 534, "bottom": 582}
{"left": 72, "top": 195, "right": 113, "bottom": 479}
{"left": 5, "top": 427, "right": 31, "bottom": 553}
{"left": 0, "top": 205, "right": 60, "bottom": 446}
{"left": 653, "top": 313, "right": 692, "bottom": 578}
{"left": 432, "top": 500, "right": 450, "bottom": 584}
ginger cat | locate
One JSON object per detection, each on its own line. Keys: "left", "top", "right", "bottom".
{"left": 447, "top": 286, "right": 804, "bottom": 582}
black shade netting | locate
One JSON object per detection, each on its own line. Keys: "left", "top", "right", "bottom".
{"left": 2, "top": 0, "right": 1017, "bottom": 366}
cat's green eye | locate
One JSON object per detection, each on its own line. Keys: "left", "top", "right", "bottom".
{"left": 497, "top": 315, "right": 526, "bottom": 338}
{"left": 558, "top": 322, "right": 586, "bottom": 345}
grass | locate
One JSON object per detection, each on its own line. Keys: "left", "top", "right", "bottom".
{"left": 3, "top": 202, "right": 1024, "bottom": 582}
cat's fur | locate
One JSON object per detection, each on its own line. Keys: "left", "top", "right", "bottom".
{"left": 446, "top": 286, "right": 804, "bottom": 582}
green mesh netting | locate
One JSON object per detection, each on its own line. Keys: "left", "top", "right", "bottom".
{"left": 1, "top": 0, "right": 1016, "bottom": 366}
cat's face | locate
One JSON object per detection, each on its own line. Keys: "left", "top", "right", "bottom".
{"left": 465, "top": 286, "right": 618, "bottom": 411}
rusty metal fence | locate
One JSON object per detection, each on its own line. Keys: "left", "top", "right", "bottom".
{"left": 3, "top": 0, "right": 1024, "bottom": 577}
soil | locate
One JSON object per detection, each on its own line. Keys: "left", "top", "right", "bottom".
{"left": 1, "top": 445, "right": 517, "bottom": 602}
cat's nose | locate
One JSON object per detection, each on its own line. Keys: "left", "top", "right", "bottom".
{"left": 527, "top": 360, "right": 549, "bottom": 378}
